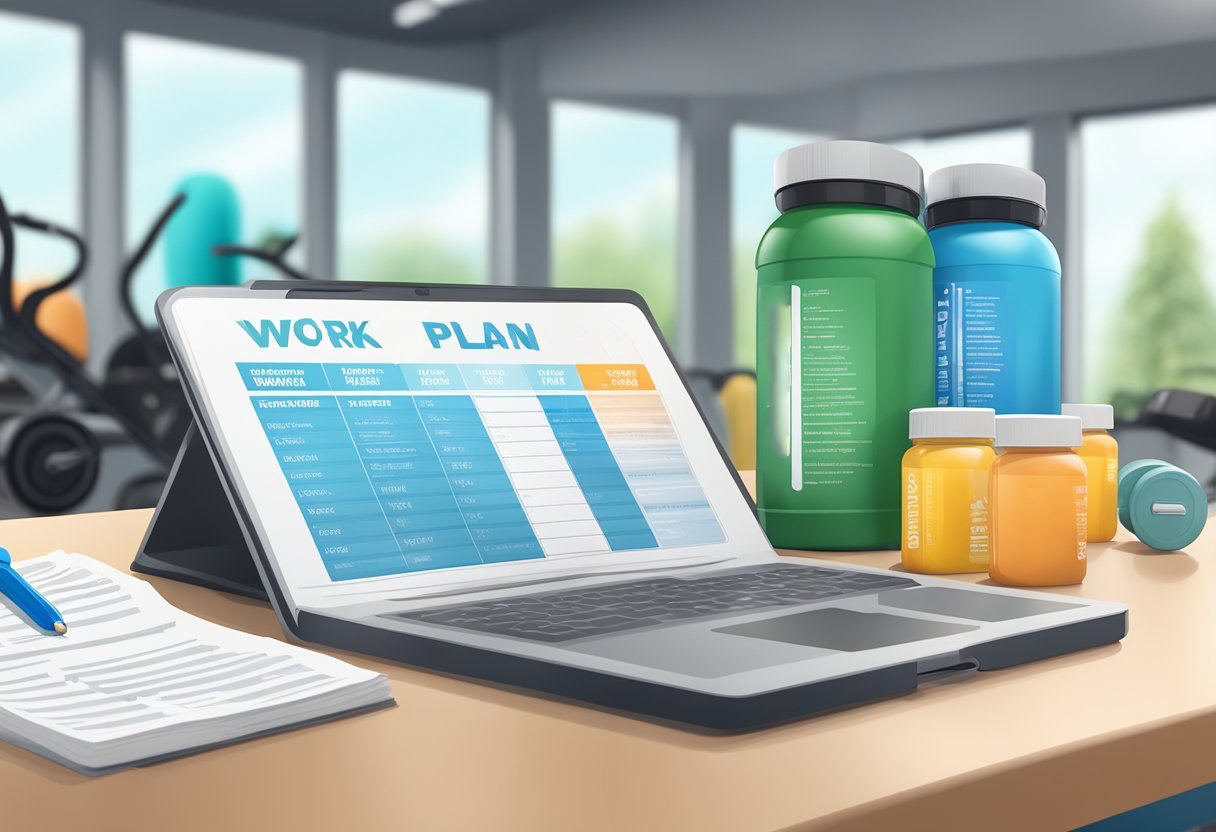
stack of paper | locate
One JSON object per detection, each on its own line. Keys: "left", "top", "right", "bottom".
{"left": 0, "top": 552, "right": 393, "bottom": 774}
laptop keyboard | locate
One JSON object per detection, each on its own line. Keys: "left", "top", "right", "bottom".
{"left": 396, "top": 564, "right": 918, "bottom": 643}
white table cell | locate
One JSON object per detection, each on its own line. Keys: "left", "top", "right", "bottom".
{"left": 481, "top": 412, "right": 551, "bottom": 428}
{"left": 525, "top": 503, "right": 594, "bottom": 524}
{"left": 531, "top": 519, "right": 604, "bottom": 539}
{"left": 540, "top": 535, "right": 611, "bottom": 557}
{"left": 511, "top": 471, "right": 578, "bottom": 490}
{"left": 495, "top": 441, "right": 564, "bottom": 458}
{"left": 473, "top": 396, "right": 544, "bottom": 413}
{"left": 487, "top": 426, "right": 557, "bottom": 443}
{"left": 517, "top": 487, "right": 586, "bottom": 507}
{"left": 505, "top": 456, "right": 571, "bottom": 474}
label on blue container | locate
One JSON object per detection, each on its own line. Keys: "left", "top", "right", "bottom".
{"left": 936, "top": 281, "right": 1016, "bottom": 412}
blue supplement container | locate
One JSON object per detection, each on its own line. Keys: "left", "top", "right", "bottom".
{"left": 926, "top": 164, "right": 1061, "bottom": 414}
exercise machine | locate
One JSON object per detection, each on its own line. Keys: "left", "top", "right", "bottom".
{"left": 1137, "top": 388, "right": 1216, "bottom": 499}
{"left": 101, "top": 194, "right": 193, "bottom": 463}
{"left": 0, "top": 190, "right": 168, "bottom": 515}
{"left": 213, "top": 233, "right": 312, "bottom": 281}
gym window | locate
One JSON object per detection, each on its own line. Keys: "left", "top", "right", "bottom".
{"left": 1079, "top": 103, "right": 1216, "bottom": 416}
{"left": 336, "top": 69, "right": 491, "bottom": 284}
{"left": 124, "top": 32, "right": 304, "bottom": 319}
{"left": 890, "top": 125, "right": 1033, "bottom": 179}
{"left": 0, "top": 10, "right": 81, "bottom": 283}
{"left": 730, "top": 124, "right": 824, "bottom": 368}
{"left": 550, "top": 101, "right": 679, "bottom": 341}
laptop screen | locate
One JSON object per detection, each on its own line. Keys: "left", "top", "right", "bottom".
{"left": 164, "top": 290, "right": 772, "bottom": 612}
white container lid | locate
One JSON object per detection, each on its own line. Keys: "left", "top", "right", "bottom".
{"left": 1062, "top": 403, "right": 1115, "bottom": 431}
{"left": 994, "top": 415, "right": 1082, "bottom": 449}
{"left": 909, "top": 407, "right": 996, "bottom": 440}
{"left": 774, "top": 140, "right": 922, "bottom": 197}
{"left": 926, "top": 163, "right": 1046, "bottom": 210}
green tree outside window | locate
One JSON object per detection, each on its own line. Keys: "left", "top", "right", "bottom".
{"left": 1101, "top": 193, "right": 1216, "bottom": 419}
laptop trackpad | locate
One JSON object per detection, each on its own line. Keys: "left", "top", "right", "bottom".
{"left": 715, "top": 607, "right": 977, "bottom": 652}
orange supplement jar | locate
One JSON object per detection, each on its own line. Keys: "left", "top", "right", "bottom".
{"left": 901, "top": 408, "right": 996, "bottom": 574}
{"left": 1063, "top": 403, "right": 1118, "bottom": 542}
{"left": 989, "top": 415, "right": 1087, "bottom": 586}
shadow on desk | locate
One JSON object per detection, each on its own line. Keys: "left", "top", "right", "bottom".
{"left": 1111, "top": 543, "right": 1201, "bottom": 583}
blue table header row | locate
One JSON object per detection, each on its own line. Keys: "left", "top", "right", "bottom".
{"left": 238, "top": 362, "right": 585, "bottom": 393}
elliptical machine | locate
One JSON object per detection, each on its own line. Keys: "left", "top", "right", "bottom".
{"left": 213, "top": 233, "right": 312, "bottom": 281}
{"left": 98, "top": 201, "right": 310, "bottom": 460}
{"left": 100, "top": 193, "right": 193, "bottom": 465}
{"left": 0, "top": 200, "right": 101, "bottom": 513}
{"left": 0, "top": 191, "right": 174, "bottom": 514}
{"left": 0, "top": 180, "right": 314, "bottom": 515}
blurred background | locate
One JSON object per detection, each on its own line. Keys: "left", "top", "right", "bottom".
{"left": 1, "top": 0, "right": 1215, "bottom": 516}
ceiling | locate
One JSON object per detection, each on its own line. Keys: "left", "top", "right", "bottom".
{"left": 145, "top": 0, "right": 1216, "bottom": 100}
{"left": 145, "top": 0, "right": 599, "bottom": 44}
{"left": 532, "top": 0, "right": 1216, "bottom": 97}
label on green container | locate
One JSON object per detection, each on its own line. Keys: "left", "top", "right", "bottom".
{"left": 788, "top": 278, "right": 877, "bottom": 493}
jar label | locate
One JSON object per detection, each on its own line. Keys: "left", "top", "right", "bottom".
{"left": 936, "top": 281, "right": 1016, "bottom": 411}
{"left": 904, "top": 470, "right": 921, "bottom": 550}
{"left": 1076, "top": 484, "right": 1089, "bottom": 560}
{"left": 968, "top": 487, "right": 990, "bottom": 565}
{"left": 903, "top": 463, "right": 990, "bottom": 566}
{"left": 769, "top": 278, "right": 877, "bottom": 494}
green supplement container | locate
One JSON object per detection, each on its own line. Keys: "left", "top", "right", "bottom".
{"left": 756, "top": 140, "right": 934, "bottom": 550}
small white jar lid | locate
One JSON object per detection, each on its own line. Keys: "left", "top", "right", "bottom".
{"left": 1062, "top": 403, "right": 1114, "bottom": 431}
{"left": 995, "top": 414, "right": 1082, "bottom": 448}
{"left": 909, "top": 407, "right": 996, "bottom": 440}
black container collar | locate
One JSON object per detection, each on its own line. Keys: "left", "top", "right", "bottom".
{"left": 925, "top": 196, "right": 1046, "bottom": 230}
{"left": 775, "top": 179, "right": 920, "bottom": 217}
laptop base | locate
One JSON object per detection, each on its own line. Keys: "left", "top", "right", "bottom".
{"left": 296, "top": 607, "right": 1126, "bottom": 733}
{"left": 128, "top": 404, "right": 1129, "bottom": 732}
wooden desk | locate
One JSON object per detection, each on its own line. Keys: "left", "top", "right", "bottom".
{"left": 2, "top": 475, "right": 1211, "bottom": 832}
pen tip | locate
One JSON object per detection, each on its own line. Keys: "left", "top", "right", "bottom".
{"left": 53, "top": 622, "right": 66, "bottom": 634}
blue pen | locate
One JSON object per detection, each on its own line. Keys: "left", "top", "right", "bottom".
{"left": 0, "top": 548, "right": 66, "bottom": 635}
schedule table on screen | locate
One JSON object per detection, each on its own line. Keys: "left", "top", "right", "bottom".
{"left": 238, "top": 361, "right": 724, "bottom": 580}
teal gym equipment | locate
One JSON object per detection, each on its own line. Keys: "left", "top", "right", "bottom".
{"left": 162, "top": 173, "right": 242, "bottom": 289}
{"left": 1117, "top": 459, "right": 1208, "bottom": 552}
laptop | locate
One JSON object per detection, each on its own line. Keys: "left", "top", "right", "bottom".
{"left": 140, "top": 281, "right": 1127, "bottom": 733}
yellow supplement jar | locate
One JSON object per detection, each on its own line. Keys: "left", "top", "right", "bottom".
{"left": 901, "top": 407, "right": 996, "bottom": 573}
{"left": 990, "top": 415, "right": 1087, "bottom": 587}
{"left": 1063, "top": 403, "right": 1118, "bottom": 542}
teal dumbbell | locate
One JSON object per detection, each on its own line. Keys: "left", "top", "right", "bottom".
{"left": 1117, "top": 459, "right": 1207, "bottom": 551}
